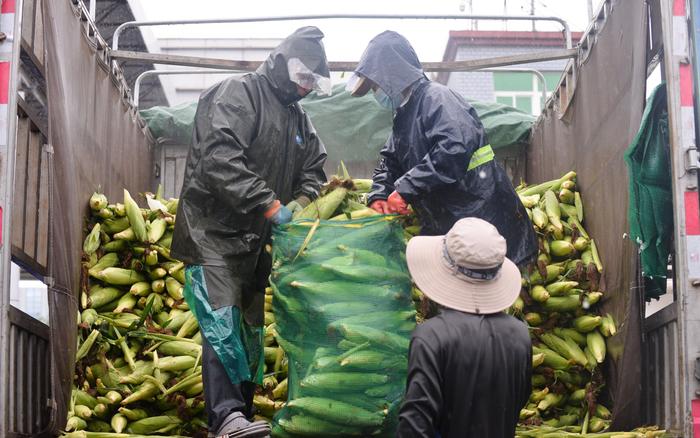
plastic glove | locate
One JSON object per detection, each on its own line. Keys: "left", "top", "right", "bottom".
{"left": 369, "top": 199, "right": 391, "bottom": 214}
{"left": 387, "top": 191, "right": 410, "bottom": 215}
{"left": 264, "top": 200, "right": 293, "bottom": 226}
{"left": 286, "top": 196, "right": 310, "bottom": 215}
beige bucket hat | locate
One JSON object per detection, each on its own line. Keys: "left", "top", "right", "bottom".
{"left": 406, "top": 217, "right": 522, "bottom": 314}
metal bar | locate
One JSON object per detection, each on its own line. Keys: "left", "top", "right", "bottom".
{"left": 134, "top": 69, "right": 244, "bottom": 107}
{"left": 0, "top": 1, "right": 24, "bottom": 436}
{"left": 133, "top": 66, "right": 549, "bottom": 110}
{"left": 644, "top": 302, "right": 679, "bottom": 333}
{"left": 112, "top": 48, "right": 577, "bottom": 73}
{"left": 88, "top": 0, "right": 95, "bottom": 20}
{"left": 112, "top": 14, "right": 573, "bottom": 51}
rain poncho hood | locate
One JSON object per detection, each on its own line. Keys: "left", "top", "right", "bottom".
{"left": 361, "top": 32, "right": 537, "bottom": 266}
{"left": 257, "top": 26, "right": 331, "bottom": 105}
{"left": 171, "top": 26, "right": 328, "bottom": 271}
{"left": 354, "top": 30, "right": 427, "bottom": 104}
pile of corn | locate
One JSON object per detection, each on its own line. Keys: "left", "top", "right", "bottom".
{"left": 252, "top": 286, "right": 288, "bottom": 422}
{"left": 66, "top": 189, "right": 206, "bottom": 437}
{"left": 513, "top": 172, "right": 640, "bottom": 436}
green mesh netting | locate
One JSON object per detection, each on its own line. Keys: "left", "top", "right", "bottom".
{"left": 184, "top": 266, "right": 264, "bottom": 384}
{"left": 624, "top": 83, "right": 673, "bottom": 300}
{"left": 268, "top": 216, "right": 415, "bottom": 437}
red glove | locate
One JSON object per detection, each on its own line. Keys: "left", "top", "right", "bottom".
{"left": 369, "top": 200, "right": 391, "bottom": 214}
{"left": 387, "top": 191, "right": 410, "bottom": 215}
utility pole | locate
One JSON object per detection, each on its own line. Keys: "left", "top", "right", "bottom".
{"left": 587, "top": 0, "right": 594, "bottom": 22}
{"left": 531, "top": 0, "right": 536, "bottom": 31}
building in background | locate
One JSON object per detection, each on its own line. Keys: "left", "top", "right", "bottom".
{"left": 436, "top": 30, "right": 583, "bottom": 114}
{"left": 156, "top": 38, "right": 282, "bottom": 106}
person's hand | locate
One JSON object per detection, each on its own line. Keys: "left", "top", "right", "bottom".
{"left": 264, "top": 200, "right": 293, "bottom": 226}
{"left": 387, "top": 191, "right": 410, "bottom": 215}
{"left": 369, "top": 199, "right": 391, "bottom": 214}
{"left": 286, "top": 196, "right": 310, "bottom": 215}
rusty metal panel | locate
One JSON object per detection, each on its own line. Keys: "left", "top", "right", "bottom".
{"left": 6, "top": 306, "right": 50, "bottom": 437}
{"left": 20, "top": 0, "right": 34, "bottom": 49}
{"left": 12, "top": 115, "right": 30, "bottom": 250}
{"left": 35, "top": 144, "right": 49, "bottom": 267}
{"left": 643, "top": 303, "right": 683, "bottom": 434}
{"left": 10, "top": 114, "right": 49, "bottom": 273}
{"left": 33, "top": 0, "right": 43, "bottom": 67}
{"left": 8, "top": 307, "right": 51, "bottom": 437}
{"left": 21, "top": 129, "right": 41, "bottom": 260}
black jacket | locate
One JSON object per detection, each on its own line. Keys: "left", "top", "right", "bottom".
{"left": 357, "top": 31, "right": 537, "bottom": 266}
{"left": 171, "top": 26, "right": 328, "bottom": 268}
{"left": 397, "top": 309, "right": 532, "bottom": 438}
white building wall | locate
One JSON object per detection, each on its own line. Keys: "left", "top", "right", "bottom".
{"left": 447, "top": 44, "right": 570, "bottom": 100}
{"left": 156, "top": 38, "right": 283, "bottom": 106}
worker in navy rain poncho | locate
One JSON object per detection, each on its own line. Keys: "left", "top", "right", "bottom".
{"left": 348, "top": 31, "right": 537, "bottom": 267}
{"left": 171, "top": 27, "right": 330, "bottom": 438}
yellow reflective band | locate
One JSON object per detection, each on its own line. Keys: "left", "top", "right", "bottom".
{"left": 467, "top": 144, "right": 495, "bottom": 171}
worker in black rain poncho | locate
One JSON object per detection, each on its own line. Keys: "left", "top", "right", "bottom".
{"left": 171, "top": 27, "right": 331, "bottom": 438}
{"left": 347, "top": 31, "right": 537, "bottom": 267}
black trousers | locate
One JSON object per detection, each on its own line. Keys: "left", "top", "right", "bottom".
{"left": 202, "top": 335, "right": 256, "bottom": 433}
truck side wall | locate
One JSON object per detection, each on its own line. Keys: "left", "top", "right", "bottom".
{"left": 41, "top": 1, "right": 153, "bottom": 432}
{"left": 528, "top": 0, "right": 648, "bottom": 429}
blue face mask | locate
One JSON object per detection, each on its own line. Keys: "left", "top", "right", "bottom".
{"left": 373, "top": 87, "right": 395, "bottom": 110}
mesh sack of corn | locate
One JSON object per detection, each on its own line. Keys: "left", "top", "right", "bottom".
{"left": 268, "top": 216, "right": 416, "bottom": 437}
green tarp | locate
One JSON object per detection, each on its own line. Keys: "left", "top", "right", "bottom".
{"left": 624, "top": 84, "right": 673, "bottom": 300}
{"left": 140, "top": 84, "right": 535, "bottom": 162}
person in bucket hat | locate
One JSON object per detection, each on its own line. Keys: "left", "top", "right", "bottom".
{"left": 398, "top": 217, "right": 532, "bottom": 438}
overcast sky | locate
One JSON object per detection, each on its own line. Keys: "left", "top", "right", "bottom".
{"left": 133, "top": 0, "right": 597, "bottom": 63}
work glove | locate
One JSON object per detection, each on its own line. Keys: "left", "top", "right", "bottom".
{"left": 387, "top": 191, "right": 411, "bottom": 215}
{"left": 264, "top": 200, "right": 293, "bottom": 226}
{"left": 286, "top": 195, "right": 311, "bottom": 215}
{"left": 369, "top": 199, "right": 391, "bottom": 214}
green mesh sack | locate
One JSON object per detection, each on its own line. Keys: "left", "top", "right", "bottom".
{"left": 269, "top": 216, "right": 415, "bottom": 437}
{"left": 624, "top": 83, "right": 673, "bottom": 300}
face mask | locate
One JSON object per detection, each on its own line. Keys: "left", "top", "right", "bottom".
{"left": 373, "top": 87, "right": 395, "bottom": 110}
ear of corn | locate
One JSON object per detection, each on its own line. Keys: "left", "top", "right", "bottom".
{"left": 90, "top": 192, "right": 108, "bottom": 211}
{"left": 95, "top": 268, "right": 146, "bottom": 286}
{"left": 83, "top": 223, "right": 102, "bottom": 255}
{"left": 127, "top": 415, "right": 182, "bottom": 434}
{"left": 573, "top": 315, "right": 602, "bottom": 333}
{"left": 110, "top": 413, "right": 127, "bottom": 433}
{"left": 587, "top": 331, "right": 606, "bottom": 363}
{"left": 286, "top": 397, "right": 386, "bottom": 428}
{"left": 293, "top": 187, "right": 349, "bottom": 220}
{"left": 123, "top": 189, "right": 148, "bottom": 242}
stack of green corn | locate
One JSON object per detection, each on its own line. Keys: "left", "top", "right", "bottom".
{"left": 67, "top": 188, "right": 207, "bottom": 437}
{"left": 515, "top": 424, "right": 667, "bottom": 437}
{"left": 512, "top": 172, "right": 620, "bottom": 435}
{"left": 252, "top": 285, "right": 289, "bottom": 422}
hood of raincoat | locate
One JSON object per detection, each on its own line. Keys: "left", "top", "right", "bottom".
{"left": 354, "top": 31, "right": 427, "bottom": 104}
{"left": 257, "top": 26, "right": 331, "bottom": 106}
